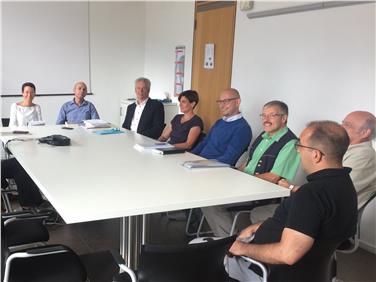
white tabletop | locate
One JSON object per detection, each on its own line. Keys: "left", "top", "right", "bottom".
{"left": 1, "top": 125, "right": 289, "bottom": 224}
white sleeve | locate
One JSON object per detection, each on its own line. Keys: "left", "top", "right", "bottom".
{"left": 35, "top": 104, "right": 42, "bottom": 121}
{"left": 9, "top": 103, "right": 18, "bottom": 127}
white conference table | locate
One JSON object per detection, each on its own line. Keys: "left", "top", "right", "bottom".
{"left": 1, "top": 125, "right": 289, "bottom": 268}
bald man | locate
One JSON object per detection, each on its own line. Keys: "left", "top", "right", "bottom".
{"left": 341, "top": 111, "right": 376, "bottom": 208}
{"left": 191, "top": 88, "right": 252, "bottom": 166}
{"left": 56, "top": 81, "right": 100, "bottom": 124}
{"left": 279, "top": 111, "right": 376, "bottom": 209}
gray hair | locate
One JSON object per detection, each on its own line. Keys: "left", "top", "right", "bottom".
{"left": 135, "top": 77, "right": 151, "bottom": 91}
{"left": 361, "top": 115, "right": 376, "bottom": 140}
{"left": 263, "top": 100, "right": 289, "bottom": 115}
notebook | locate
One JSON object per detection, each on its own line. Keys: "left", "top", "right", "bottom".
{"left": 152, "top": 147, "right": 186, "bottom": 155}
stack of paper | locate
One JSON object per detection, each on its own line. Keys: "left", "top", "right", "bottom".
{"left": 182, "top": 159, "right": 230, "bottom": 169}
{"left": 83, "top": 119, "right": 111, "bottom": 129}
{"left": 134, "top": 142, "right": 174, "bottom": 152}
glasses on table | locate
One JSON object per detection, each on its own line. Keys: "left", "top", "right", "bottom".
{"left": 216, "top": 98, "right": 238, "bottom": 105}
{"left": 294, "top": 139, "right": 325, "bottom": 156}
{"left": 259, "top": 113, "right": 285, "bottom": 120}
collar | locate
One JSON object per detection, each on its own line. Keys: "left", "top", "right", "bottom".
{"left": 348, "top": 141, "right": 373, "bottom": 149}
{"left": 69, "top": 99, "right": 87, "bottom": 107}
{"left": 222, "top": 112, "right": 243, "bottom": 122}
{"left": 136, "top": 98, "right": 149, "bottom": 106}
{"left": 261, "top": 126, "right": 288, "bottom": 142}
{"left": 306, "top": 167, "right": 352, "bottom": 182}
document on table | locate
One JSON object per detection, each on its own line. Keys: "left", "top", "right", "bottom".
{"left": 134, "top": 142, "right": 174, "bottom": 152}
{"left": 93, "top": 128, "right": 124, "bottom": 135}
{"left": 182, "top": 159, "right": 230, "bottom": 169}
{"left": 83, "top": 119, "right": 111, "bottom": 129}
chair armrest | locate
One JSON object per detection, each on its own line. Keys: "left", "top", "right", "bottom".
{"left": 110, "top": 249, "right": 137, "bottom": 282}
{"left": 1, "top": 187, "right": 18, "bottom": 194}
{"left": 3, "top": 212, "right": 51, "bottom": 225}
{"left": 118, "top": 264, "right": 137, "bottom": 282}
{"left": 3, "top": 245, "right": 70, "bottom": 282}
{"left": 240, "top": 256, "right": 268, "bottom": 282}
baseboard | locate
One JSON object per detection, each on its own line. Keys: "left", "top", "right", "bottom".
{"left": 359, "top": 240, "right": 376, "bottom": 254}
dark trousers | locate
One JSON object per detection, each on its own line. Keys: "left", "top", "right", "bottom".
{"left": 1, "top": 158, "right": 43, "bottom": 207}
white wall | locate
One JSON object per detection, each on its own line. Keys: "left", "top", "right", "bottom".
{"left": 144, "top": 1, "right": 195, "bottom": 101}
{"left": 89, "top": 1, "right": 145, "bottom": 125}
{"left": 1, "top": 1, "right": 145, "bottom": 126}
{"left": 232, "top": 2, "right": 375, "bottom": 252}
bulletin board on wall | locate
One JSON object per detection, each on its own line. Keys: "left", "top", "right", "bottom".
{"left": 2, "top": 2, "right": 91, "bottom": 97}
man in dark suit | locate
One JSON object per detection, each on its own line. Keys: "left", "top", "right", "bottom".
{"left": 122, "top": 77, "right": 164, "bottom": 139}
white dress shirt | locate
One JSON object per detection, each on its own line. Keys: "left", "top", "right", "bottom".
{"left": 9, "top": 103, "right": 42, "bottom": 127}
{"left": 222, "top": 112, "right": 243, "bottom": 122}
{"left": 130, "top": 98, "right": 148, "bottom": 132}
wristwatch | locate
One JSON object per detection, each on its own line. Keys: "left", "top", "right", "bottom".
{"left": 288, "top": 184, "right": 295, "bottom": 190}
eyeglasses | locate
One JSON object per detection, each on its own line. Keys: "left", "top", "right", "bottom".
{"left": 294, "top": 139, "right": 325, "bottom": 156}
{"left": 259, "top": 113, "right": 285, "bottom": 120}
{"left": 216, "top": 98, "right": 238, "bottom": 105}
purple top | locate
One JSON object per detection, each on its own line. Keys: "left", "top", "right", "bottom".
{"left": 169, "top": 114, "right": 203, "bottom": 145}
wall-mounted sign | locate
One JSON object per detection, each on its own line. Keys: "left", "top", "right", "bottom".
{"left": 174, "top": 45, "right": 185, "bottom": 97}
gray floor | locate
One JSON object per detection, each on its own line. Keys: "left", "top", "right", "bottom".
{"left": 45, "top": 212, "right": 376, "bottom": 282}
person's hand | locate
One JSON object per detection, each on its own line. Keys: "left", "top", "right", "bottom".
{"left": 278, "top": 178, "right": 291, "bottom": 188}
{"left": 237, "top": 224, "right": 259, "bottom": 240}
{"left": 229, "top": 240, "right": 248, "bottom": 257}
{"left": 237, "top": 162, "right": 247, "bottom": 172}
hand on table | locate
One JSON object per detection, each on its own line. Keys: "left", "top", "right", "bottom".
{"left": 278, "top": 178, "right": 291, "bottom": 188}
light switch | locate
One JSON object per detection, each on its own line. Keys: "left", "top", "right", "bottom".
{"left": 204, "top": 43, "right": 215, "bottom": 69}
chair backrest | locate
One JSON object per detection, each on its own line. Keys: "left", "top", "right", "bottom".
{"left": 2, "top": 118, "right": 10, "bottom": 127}
{"left": 358, "top": 191, "right": 376, "bottom": 220}
{"left": 2, "top": 214, "right": 50, "bottom": 247}
{"left": 137, "top": 235, "right": 236, "bottom": 282}
{"left": 338, "top": 191, "right": 376, "bottom": 254}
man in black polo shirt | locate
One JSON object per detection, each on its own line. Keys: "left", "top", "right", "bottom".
{"left": 227, "top": 121, "right": 357, "bottom": 282}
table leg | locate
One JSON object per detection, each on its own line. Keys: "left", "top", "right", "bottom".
{"left": 119, "top": 217, "right": 129, "bottom": 265}
{"left": 120, "top": 215, "right": 145, "bottom": 269}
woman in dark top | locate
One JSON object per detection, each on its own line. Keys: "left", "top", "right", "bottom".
{"left": 158, "top": 90, "right": 203, "bottom": 150}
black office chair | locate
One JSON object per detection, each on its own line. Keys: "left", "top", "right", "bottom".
{"left": 1, "top": 213, "right": 88, "bottom": 282}
{"left": 330, "top": 191, "right": 376, "bottom": 281}
{"left": 237, "top": 240, "right": 338, "bottom": 282}
{"left": 1, "top": 118, "right": 10, "bottom": 127}
{"left": 337, "top": 191, "right": 376, "bottom": 254}
{"left": 1, "top": 118, "right": 16, "bottom": 211}
{"left": 2, "top": 240, "right": 88, "bottom": 282}
{"left": 113, "top": 235, "right": 236, "bottom": 282}
{"left": 1, "top": 211, "right": 51, "bottom": 247}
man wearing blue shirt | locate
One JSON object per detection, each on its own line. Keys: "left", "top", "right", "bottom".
{"left": 191, "top": 88, "right": 252, "bottom": 166}
{"left": 56, "top": 81, "right": 100, "bottom": 124}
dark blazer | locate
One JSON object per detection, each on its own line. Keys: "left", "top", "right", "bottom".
{"left": 122, "top": 98, "right": 165, "bottom": 139}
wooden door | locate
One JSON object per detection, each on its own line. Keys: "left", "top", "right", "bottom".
{"left": 191, "top": 1, "right": 237, "bottom": 130}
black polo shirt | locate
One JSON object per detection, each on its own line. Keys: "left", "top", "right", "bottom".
{"left": 254, "top": 167, "right": 357, "bottom": 244}
{"left": 251, "top": 168, "right": 358, "bottom": 281}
